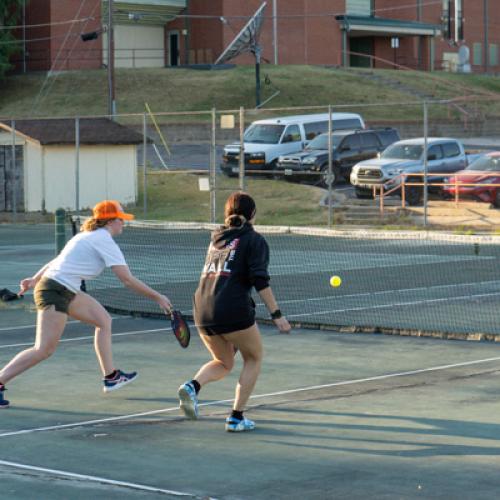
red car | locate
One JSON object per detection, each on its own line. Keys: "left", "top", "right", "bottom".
{"left": 443, "top": 152, "right": 500, "bottom": 207}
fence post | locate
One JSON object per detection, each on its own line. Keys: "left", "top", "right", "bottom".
{"left": 239, "top": 107, "right": 245, "bottom": 192}
{"left": 11, "top": 120, "right": 16, "bottom": 220}
{"left": 423, "top": 101, "right": 428, "bottom": 227}
{"left": 142, "top": 112, "right": 147, "bottom": 218}
{"left": 327, "top": 105, "right": 333, "bottom": 228}
{"left": 210, "top": 108, "right": 217, "bottom": 223}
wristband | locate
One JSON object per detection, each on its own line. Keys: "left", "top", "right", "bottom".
{"left": 270, "top": 309, "right": 282, "bottom": 320}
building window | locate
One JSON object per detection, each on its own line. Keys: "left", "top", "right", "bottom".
{"left": 346, "top": 0, "right": 372, "bottom": 16}
{"left": 489, "top": 44, "right": 498, "bottom": 66}
{"left": 442, "top": 0, "right": 463, "bottom": 42}
{"left": 473, "top": 43, "right": 482, "bottom": 66}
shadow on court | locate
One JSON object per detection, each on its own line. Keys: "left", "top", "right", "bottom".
{"left": 1, "top": 306, "right": 500, "bottom": 499}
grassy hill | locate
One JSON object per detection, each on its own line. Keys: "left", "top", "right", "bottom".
{"left": 1, "top": 65, "right": 500, "bottom": 121}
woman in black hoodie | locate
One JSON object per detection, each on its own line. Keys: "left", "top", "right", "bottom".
{"left": 178, "top": 192, "right": 291, "bottom": 432}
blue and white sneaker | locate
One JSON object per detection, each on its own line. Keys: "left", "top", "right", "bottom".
{"left": 0, "top": 386, "right": 9, "bottom": 409}
{"left": 178, "top": 382, "right": 199, "bottom": 419}
{"left": 225, "top": 416, "right": 255, "bottom": 432}
{"left": 103, "top": 370, "right": 138, "bottom": 393}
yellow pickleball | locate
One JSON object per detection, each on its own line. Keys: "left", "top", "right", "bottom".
{"left": 330, "top": 275, "right": 342, "bottom": 288}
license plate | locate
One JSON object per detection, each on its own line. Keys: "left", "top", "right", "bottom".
{"left": 232, "top": 167, "right": 240, "bottom": 174}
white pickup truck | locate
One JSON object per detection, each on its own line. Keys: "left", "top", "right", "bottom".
{"left": 350, "top": 137, "right": 483, "bottom": 205}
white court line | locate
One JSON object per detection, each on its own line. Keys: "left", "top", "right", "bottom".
{"left": 0, "top": 327, "right": 168, "bottom": 349}
{"left": 0, "top": 459, "right": 212, "bottom": 498}
{"left": 0, "top": 315, "right": 128, "bottom": 332}
{"left": 1, "top": 355, "right": 499, "bottom": 438}
{"left": 287, "top": 290, "right": 500, "bottom": 318}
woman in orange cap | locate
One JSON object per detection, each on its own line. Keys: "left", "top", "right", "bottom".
{"left": 0, "top": 200, "right": 172, "bottom": 408}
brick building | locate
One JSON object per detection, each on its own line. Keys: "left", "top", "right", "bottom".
{"left": 12, "top": 1, "right": 499, "bottom": 73}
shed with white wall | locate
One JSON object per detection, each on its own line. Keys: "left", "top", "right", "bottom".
{"left": 0, "top": 118, "right": 143, "bottom": 213}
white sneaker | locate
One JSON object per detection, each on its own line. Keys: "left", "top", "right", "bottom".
{"left": 225, "top": 416, "right": 255, "bottom": 432}
{"left": 178, "top": 382, "right": 199, "bottom": 419}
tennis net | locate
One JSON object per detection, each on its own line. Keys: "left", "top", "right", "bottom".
{"left": 74, "top": 220, "right": 500, "bottom": 339}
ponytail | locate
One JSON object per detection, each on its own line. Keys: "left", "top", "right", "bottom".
{"left": 81, "top": 217, "right": 109, "bottom": 232}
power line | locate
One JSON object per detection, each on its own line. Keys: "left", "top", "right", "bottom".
{"left": 0, "top": 16, "right": 95, "bottom": 31}
{"left": 0, "top": 0, "right": 448, "bottom": 47}
{"left": 31, "top": 0, "right": 94, "bottom": 114}
{"left": 0, "top": 33, "right": 81, "bottom": 46}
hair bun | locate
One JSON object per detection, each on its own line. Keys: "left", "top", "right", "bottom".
{"left": 225, "top": 214, "right": 246, "bottom": 227}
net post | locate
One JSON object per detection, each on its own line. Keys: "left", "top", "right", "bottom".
{"left": 75, "top": 117, "right": 80, "bottom": 216}
{"left": 11, "top": 120, "right": 17, "bottom": 221}
{"left": 142, "top": 112, "right": 147, "bottom": 218}
{"left": 55, "top": 208, "right": 66, "bottom": 255}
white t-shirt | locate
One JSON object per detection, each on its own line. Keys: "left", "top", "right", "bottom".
{"left": 44, "top": 228, "right": 127, "bottom": 292}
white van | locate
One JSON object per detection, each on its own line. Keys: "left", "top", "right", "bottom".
{"left": 220, "top": 112, "right": 365, "bottom": 176}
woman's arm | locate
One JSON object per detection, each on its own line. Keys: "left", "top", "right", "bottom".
{"left": 257, "top": 286, "right": 291, "bottom": 334}
{"left": 19, "top": 260, "right": 54, "bottom": 295}
{"left": 111, "top": 265, "right": 172, "bottom": 314}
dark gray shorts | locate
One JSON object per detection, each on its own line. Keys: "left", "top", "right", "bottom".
{"left": 34, "top": 277, "right": 76, "bottom": 314}
{"left": 201, "top": 319, "right": 255, "bottom": 336}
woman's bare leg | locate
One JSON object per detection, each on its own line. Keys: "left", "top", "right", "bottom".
{"left": 194, "top": 331, "right": 235, "bottom": 385}
{"left": 224, "top": 324, "right": 263, "bottom": 411}
{"left": 67, "top": 293, "right": 114, "bottom": 375}
{"left": 0, "top": 307, "right": 67, "bottom": 384}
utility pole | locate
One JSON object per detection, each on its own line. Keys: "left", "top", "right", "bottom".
{"left": 484, "top": 0, "right": 489, "bottom": 72}
{"left": 107, "top": 0, "right": 116, "bottom": 116}
{"left": 273, "top": 0, "right": 278, "bottom": 64}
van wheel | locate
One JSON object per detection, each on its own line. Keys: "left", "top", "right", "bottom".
{"left": 319, "top": 165, "right": 340, "bottom": 188}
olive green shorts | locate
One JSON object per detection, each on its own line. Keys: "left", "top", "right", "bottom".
{"left": 34, "top": 277, "right": 76, "bottom": 314}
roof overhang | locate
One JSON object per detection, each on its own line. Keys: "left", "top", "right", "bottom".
{"left": 108, "top": 1, "right": 187, "bottom": 26}
{"left": 336, "top": 15, "right": 441, "bottom": 37}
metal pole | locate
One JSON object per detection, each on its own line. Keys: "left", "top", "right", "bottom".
{"left": 142, "top": 113, "right": 147, "bottom": 218}
{"left": 55, "top": 208, "right": 66, "bottom": 255}
{"left": 108, "top": 0, "right": 116, "bottom": 116}
{"left": 423, "top": 101, "right": 428, "bottom": 227}
{"left": 75, "top": 117, "right": 80, "bottom": 215}
{"left": 484, "top": 0, "right": 489, "bottom": 72}
{"left": 273, "top": 0, "right": 278, "bottom": 64}
{"left": 239, "top": 107, "right": 245, "bottom": 191}
{"left": 255, "top": 46, "right": 261, "bottom": 108}
{"left": 22, "top": 3, "right": 27, "bottom": 73}
{"left": 210, "top": 108, "right": 217, "bottom": 223}
{"left": 11, "top": 120, "right": 16, "bottom": 220}
{"left": 327, "top": 105, "right": 333, "bottom": 228}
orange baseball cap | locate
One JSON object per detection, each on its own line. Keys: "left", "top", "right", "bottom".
{"left": 92, "top": 200, "right": 135, "bottom": 221}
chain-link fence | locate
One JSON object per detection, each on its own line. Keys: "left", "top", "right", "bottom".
{"left": 1, "top": 99, "right": 500, "bottom": 227}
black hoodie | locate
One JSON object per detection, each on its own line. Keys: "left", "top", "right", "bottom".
{"left": 193, "top": 223, "right": 270, "bottom": 329}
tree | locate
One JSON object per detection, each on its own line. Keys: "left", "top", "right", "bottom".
{"left": 0, "top": 0, "right": 25, "bottom": 79}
